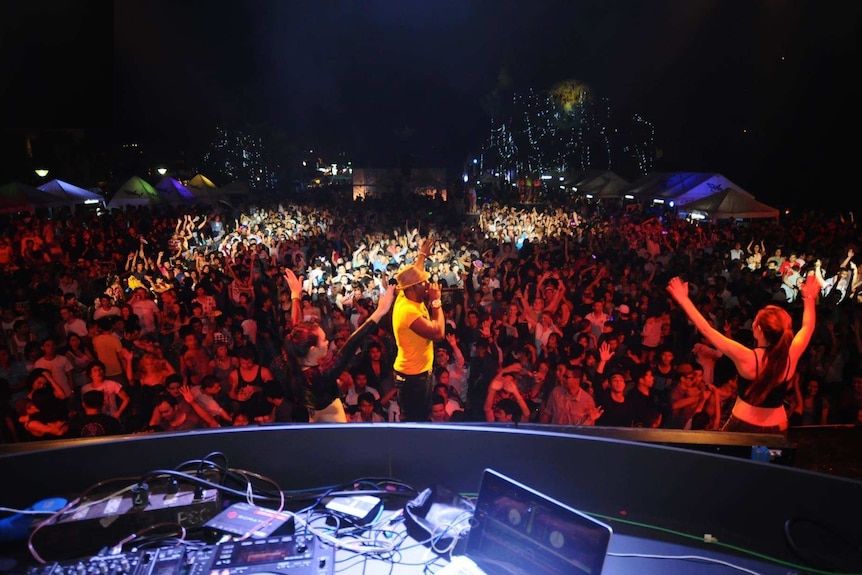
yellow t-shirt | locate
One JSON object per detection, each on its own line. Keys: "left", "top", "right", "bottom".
{"left": 393, "top": 292, "right": 433, "bottom": 375}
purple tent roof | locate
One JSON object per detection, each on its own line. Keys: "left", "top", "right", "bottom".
{"left": 155, "top": 177, "right": 195, "bottom": 203}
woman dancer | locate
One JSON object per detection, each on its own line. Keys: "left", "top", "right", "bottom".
{"left": 666, "top": 273, "right": 818, "bottom": 434}
{"left": 282, "top": 269, "right": 395, "bottom": 422}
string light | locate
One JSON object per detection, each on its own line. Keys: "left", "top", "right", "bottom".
{"left": 203, "top": 126, "right": 278, "bottom": 190}
{"left": 478, "top": 84, "right": 656, "bottom": 184}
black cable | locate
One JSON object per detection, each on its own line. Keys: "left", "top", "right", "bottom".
{"left": 352, "top": 477, "right": 417, "bottom": 493}
{"left": 174, "top": 456, "right": 228, "bottom": 482}
{"left": 784, "top": 517, "right": 862, "bottom": 572}
{"left": 174, "top": 452, "right": 229, "bottom": 473}
{"left": 196, "top": 452, "right": 228, "bottom": 481}
{"left": 141, "top": 469, "right": 281, "bottom": 503}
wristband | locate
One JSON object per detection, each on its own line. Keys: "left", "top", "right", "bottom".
{"left": 430, "top": 298, "right": 442, "bottom": 309}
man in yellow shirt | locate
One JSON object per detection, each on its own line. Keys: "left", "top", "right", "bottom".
{"left": 392, "top": 237, "right": 445, "bottom": 421}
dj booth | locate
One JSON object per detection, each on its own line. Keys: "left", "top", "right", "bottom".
{"left": 1, "top": 423, "right": 861, "bottom": 574}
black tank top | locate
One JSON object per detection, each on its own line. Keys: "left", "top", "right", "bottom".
{"left": 236, "top": 366, "right": 265, "bottom": 395}
{"left": 738, "top": 349, "right": 790, "bottom": 408}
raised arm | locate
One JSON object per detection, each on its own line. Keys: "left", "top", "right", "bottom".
{"left": 179, "top": 385, "right": 220, "bottom": 428}
{"left": 445, "top": 333, "right": 465, "bottom": 369}
{"left": 667, "top": 277, "right": 752, "bottom": 365}
{"left": 790, "top": 274, "right": 819, "bottom": 363}
{"left": 283, "top": 269, "right": 304, "bottom": 327}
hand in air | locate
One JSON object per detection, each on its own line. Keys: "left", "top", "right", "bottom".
{"left": 179, "top": 385, "right": 195, "bottom": 403}
{"left": 599, "top": 342, "right": 613, "bottom": 363}
{"left": 283, "top": 268, "right": 304, "bottom": 297}
{"left": 666, "top": 276, "right": 690, "bottom": 302}
{"left": 418, "top": 235, "right": 435, "bottom": 257}
{"left": 799, "top": 272, "right": 820, "bottom": 301}
{"left": 375, "top": 285, "right": 397, "bottom": 314}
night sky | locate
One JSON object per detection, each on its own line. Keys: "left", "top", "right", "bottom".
{"left": 3, "top": 1, "right": 861, "bottom": 210}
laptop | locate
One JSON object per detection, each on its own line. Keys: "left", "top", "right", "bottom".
{"left": 438, "top": 469, "right": 612, "bottom": 575}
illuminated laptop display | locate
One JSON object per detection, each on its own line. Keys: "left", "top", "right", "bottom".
{"left": 440, "top": 468, "right": 612, "bottom": 575}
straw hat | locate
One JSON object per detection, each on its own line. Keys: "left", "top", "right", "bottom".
{"left": 395, "top": 265, "right": 430, "bottom": 290}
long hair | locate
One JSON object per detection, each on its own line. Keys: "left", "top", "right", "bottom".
{"left": 745, "top": 305, "right": 793, "bottom": 405}
{"left": 285, "top": 321, "right": 320, "bottom": 362}
{"left": 282, "top": 321, "right": 320, "bottom": 423}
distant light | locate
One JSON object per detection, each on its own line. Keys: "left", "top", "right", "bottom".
{"left": 35, "top": 168, "right": 49, "bottom": 178}
{"left": 84, "top": 199, "right": 101, "bottom": 205}
{"left": 463, "top": 174, "right": 469, "bottom": 183}
{"left": 559, "top": 176, "right": 565, "bottom": 181}
{"left": 559, "top": 185, "right": 566, "bottom": 190}
{"left": 669, "top": 200, "right": 675, "bottom": 208}
{"left": 540, "top": 175, "right": 552, "bottom": 180}
{"left": 585, "top": 194, "right": 594, "bottom": 199}
{"left": 573, "top": 186, "right": 578, "bottom": 192}
{"left": 690, "top": 213, "right": 706, "bottom": 220}
{"left": 302, "top": 161, "right": 307, "bottom": 167}
{"left": 157, "top": 167, "right": 167, "bottom": 176}
{"left": 653, "top": 198, "right": 665, "bottom": 205}
{"left": 624, "top": 194, "right": 635, "bottom": 200}
{"left": 472, "top": 159, "right": 478, "bottom": 164}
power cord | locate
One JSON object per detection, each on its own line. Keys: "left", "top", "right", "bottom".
{"left": 587, "top": 511, "right": 862, "bottom": 575}
{"left": 606, "top": 552, "right": 765, "bottom": 575}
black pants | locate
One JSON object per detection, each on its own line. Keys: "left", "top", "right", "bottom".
{"left": 394, "top": 371, "right": 433, "bottom": 422}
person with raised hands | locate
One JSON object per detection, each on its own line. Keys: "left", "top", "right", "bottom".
{"left": 666, "top": 272, "right": 819, "bottom": 435}
{"left": 391, "top": 235, "right": 446, "bottom": 422}
{"left": 281, "top": 268, "right": 396, "bottom": 422}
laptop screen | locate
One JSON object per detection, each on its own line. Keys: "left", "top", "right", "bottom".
{"left": 465, "top": 469, "right": 612, "bottom": 575}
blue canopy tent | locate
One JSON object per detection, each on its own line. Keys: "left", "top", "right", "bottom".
{"left": 614, "top": 172, "right": 770, "bottom": 214}
{"left": 37, "top": 179, "right": 105, "bottom": 210}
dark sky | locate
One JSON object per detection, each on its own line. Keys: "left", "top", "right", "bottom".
{"left": 3, "top": 1, "right": 861, "bottom": 210}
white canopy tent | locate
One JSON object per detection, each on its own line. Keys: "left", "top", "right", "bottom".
{"left": 679, "top": 188, "right": 780, "bottom": 220}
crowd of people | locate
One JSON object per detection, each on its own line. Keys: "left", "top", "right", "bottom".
{"left": 1, "top": 189, "right": 861, "bottom": 442}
